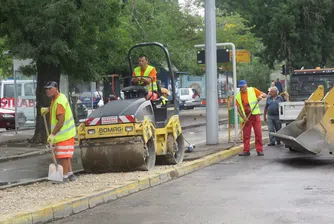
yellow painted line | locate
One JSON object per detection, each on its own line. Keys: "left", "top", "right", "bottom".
{"left": 0, "top": 138, "right": 268, "bottom": 224}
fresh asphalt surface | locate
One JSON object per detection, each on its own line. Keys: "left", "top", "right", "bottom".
{"left": 53, "top": 145, "right": 334, "bottom": 224}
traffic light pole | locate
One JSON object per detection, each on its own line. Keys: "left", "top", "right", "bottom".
{"left": 194, "top": 43, "right": 239, "bottom": 144}
{"left": 202, "top": 0, "right": 218, "bottom": 145}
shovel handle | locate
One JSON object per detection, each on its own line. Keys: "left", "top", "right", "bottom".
{"left": 42, "top": 114, "right": 58, "bottom": 166}
{"left": 238, "top": 100, "right": 261, "bottom": 138}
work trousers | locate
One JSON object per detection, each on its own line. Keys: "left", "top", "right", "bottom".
{"left": 267, "top": 115, "right": 282, "bottom": 144}
{"left": 242, "top": 114, "right": 263, "bottom": 152}
{"left": 55, "top": 137, "right": 75, "bottom": 159}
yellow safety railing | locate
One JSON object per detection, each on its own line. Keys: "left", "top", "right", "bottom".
{"left": 227, "top": 95, "right": 233, "bottom": 142}
{"left": 227, "top": 95, "right": 243, "bottom": 142}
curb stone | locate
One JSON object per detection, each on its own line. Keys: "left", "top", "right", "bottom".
{"left": 0, "top": 137, "right": 268, "bottom": 224}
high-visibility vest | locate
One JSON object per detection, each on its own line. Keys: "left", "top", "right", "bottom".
{"left": 134, "top": 65, "right": 157, "bottom": 91}
{"left": 50, "top": 93, "right": 76, "bottom": 143}
{"left": 160, "top": 95, "right": 168, "bottom": 106}
{"left": 235, "top": 87, "right": 261, "bottom": 122}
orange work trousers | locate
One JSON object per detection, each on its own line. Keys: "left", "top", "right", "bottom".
{"left": 55, "top": 137, "right": 75, "bottom": 159}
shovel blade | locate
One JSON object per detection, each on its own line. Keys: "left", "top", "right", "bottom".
{"left": 48, "top": 164, "right": 64, "bottom": 182}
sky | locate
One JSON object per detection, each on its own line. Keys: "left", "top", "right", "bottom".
{"left": 178, "top": 0, "right": 205, "bottom": 17}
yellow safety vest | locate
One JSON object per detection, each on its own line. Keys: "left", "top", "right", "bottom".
{"left": 160, "top": 95, "right": 168, "bottom": 106}
{"left": 50, "top": 93, "right": 76, "bottom": 143}
{"left": 235, "top": 87, "right": 261, "bottom": 122}
{"left": 134, "top": 65, "right": 157, "bottom": 91}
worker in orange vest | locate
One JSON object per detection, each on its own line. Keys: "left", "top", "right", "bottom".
{"left": 132, "top": 54, "right": 159, "bottom": 100}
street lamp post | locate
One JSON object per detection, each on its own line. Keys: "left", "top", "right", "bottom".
{"left": 194, "top": 43, "right": 239, "bottom": 143}
{"left": 13, "top": 62, "right": 18, "bottom": 135}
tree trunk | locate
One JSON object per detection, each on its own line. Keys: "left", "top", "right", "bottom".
{"left": 29, "top": 62, "right": 61, "bottom": 144}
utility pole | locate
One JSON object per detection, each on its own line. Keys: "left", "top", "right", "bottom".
{"left": 204, "top": 0, "right": 218, "bottom": 144}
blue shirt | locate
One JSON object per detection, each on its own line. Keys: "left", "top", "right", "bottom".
{"left": 265, "top": 95, "right": 284, "bottom": 116}
{"left": 275, "top": 81, "right": 283, "bottom": 93}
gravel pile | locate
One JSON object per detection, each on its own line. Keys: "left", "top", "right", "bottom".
{"left": 0, "top": 163, "right": 188, "bottom": 217}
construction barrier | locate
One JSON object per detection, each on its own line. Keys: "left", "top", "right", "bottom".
{"left": 200, "top": 98, "right": 227, "bottom": 105}
{"left": 227, "top": 95, "right": 243, "bottom": 143}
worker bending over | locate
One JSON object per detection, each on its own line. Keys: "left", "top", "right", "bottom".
{"left": 236, "top": 80, "right": 267, "bottom": 156}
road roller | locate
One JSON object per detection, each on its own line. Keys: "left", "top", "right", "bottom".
{"left": 77, "top": 42, "right": 185, "bottom": 173}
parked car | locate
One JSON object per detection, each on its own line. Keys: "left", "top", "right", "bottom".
{"left": 79, "top": 91, "right": 103, "bottom": 109}
{"left": 0, "top": 108, "right": 26, "bottom": 130}
{"left": 178, "top": 88, "right": 201, "bottom": 110}
{"left": 76, "top": 100, "right": 89, "bottom": 121}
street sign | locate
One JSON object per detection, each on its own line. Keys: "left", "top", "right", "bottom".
{"left": 229, "top": 50, "right": 251, "bottom": 63}
{"left": 197, "top": 49, "right": 230, "bottom": 64}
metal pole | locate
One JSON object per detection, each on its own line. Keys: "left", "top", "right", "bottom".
{"left": 33, "top": 74, "right": 36, "bottom": 126}
{"left": 204, "top": 0, "right": 218, "bottom": 145}
{"left": 231, "top": 44, "right": 239, "bottom": 141}
{"left": 91, "top": 82, "right": 94, "bottom": 111}
{"left": 13, "top": 59, "right": 18, "bottom": 135}
{"left": 194, "top": 42, "right": 239, "bottom": 142}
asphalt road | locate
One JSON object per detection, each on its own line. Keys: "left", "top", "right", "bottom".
{"left": 53, "top": 145, "right": 334, "bottom": 224}
{"left": 0, "top": 104, "right": 265, "bottom": 185}
{"left": 0, "top": 123, "right": 229, "bottom": 186}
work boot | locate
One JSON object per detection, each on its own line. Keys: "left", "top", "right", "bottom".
{"left": 52, "top": 177, "right": 70, "bottom": 184}
{"left": 239, "top": 151, "right": 250, "bottom": 156}
{"left": 257, "top": 151, "right": 264, "bottom": 156}
{"left": 267, "top": 143, "right": 275, "bottom": 146}
{"left": 68, "top": 174, "right": 76, "bottom": 182}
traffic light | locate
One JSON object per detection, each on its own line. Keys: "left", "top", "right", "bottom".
{"left": 281, "top": 64, "right": 286, "bottom": 75}
{"left": 197, "top": 49, "right": 230, "bottom": 64}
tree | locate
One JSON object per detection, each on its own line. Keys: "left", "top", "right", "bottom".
{"left": 109, "top": 0, "right": 204, "bottom": 75}
{"left": 0, "top": 0, "right": 121, "bottom": 143}
{"left": 236, "top": 59, "right": 271, "bottom": 92}
{"left": 0, "top": 37, "right": 12, "bottom": 77}
{"left": 217, "top": 0, "right": 334, "bottom": 70}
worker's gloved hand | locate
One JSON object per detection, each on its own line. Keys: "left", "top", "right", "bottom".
{"left": 47, "top": 134, "right": 55, "bottom": 144}
{"left": 41, "top": 107, "right": 49, "bottom": 115}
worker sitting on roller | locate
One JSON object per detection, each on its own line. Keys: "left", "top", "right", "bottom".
{"left": 132, "top": 54, "right": 159, "bottom": 100}
{"left": 160, "top": 87, "right": 169, "bottom": 107}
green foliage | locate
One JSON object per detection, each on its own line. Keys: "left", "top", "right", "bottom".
{"left": 0, "top": 0, "right": 121, "bottom": 80}
{"left": 217, "top": 0, "right": 334, "bottom": 70}
{"left": 0, "top": 37, "right": 12, "bottom": 77}
{"left": 216, "top": 11, "right": 261, "bottom": 53}
{"left": 110, "top": 0, "right": 203, "bottom": 76}
{"left": 236, "top": 59, "right": 271, "bottom": 92}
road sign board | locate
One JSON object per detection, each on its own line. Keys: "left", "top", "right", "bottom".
{"left": 229, "top": 50, "right": 251, "bottom": 63}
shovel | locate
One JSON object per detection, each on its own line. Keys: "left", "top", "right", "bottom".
{"left": 230, "top": 99, "right": 261, "bottom": 147}
{"left": 42, "top": 114, "right": 63, "bottom": 182}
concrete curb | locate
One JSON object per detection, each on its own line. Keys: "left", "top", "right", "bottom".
{"left": 0, "top": 137, "right": 269, "bottom": 224}
{"left": 181, "top": 119, "right": 227, "bottom": 131}
{"left": 0, "top": 148, "right": 51, "bottom": 163}
{"left": 0, "top": 119, "right": 228, "bottom": 163}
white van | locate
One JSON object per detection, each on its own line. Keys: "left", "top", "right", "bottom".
{"left": 0, "top": 79, "right": 37, "bottom": 124}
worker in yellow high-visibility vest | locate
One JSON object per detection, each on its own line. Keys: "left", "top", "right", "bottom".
{"left": 41, "top": 81, "right": 77, "bottom": 183}
{"left": 236, "top": 80, "right": 267, "bottom": 156}
{"left": 132, "top": 54, "right": 159, "bottom": 100}
{"left": 160, "top": 87, "right": 169, "bottom": 107}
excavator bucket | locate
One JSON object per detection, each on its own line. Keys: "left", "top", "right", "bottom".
{"left": 271, "top": 85, "right": 334, "bottom": 154}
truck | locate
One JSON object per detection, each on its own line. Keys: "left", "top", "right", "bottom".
{"left": 279, "top": 67, "right": 334, "bottom": 123}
